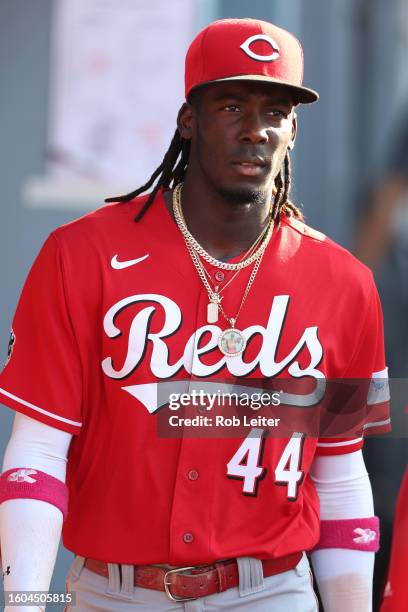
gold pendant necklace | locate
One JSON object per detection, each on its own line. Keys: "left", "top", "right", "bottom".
{"left": 186, "top": 237, "right": 268, "bottom": 357}
{"left": 190, "top": 229, "right": 270, "bottom": 325}
{"left": 217, "top": 322, "right": 246, "bottom": 357}
{"left": 173, "top": 184, "right": 274, "bottom": 357}
{"left": 207, "top": 291, "right": 222, "bottom": 324}
{"left": 216, "top": 250, "right": 266, "bottom": 356}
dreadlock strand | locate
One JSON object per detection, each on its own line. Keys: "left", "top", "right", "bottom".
{"left": 133, "top": 130, "right": 186, "bottom": 220}
{"left": 104, "top": 161, "right": 165, "bottom": 204}
{"left": 280, "top": 150, "right": 304, "bottom": 220}
{"left": 272, "top": 170, "right": 284, "bottom": 221}
{"left": 159, "top": 132, "right": 184, "bottom": 187}
{"left": 134, "top": 188, "right": 161, "bottom": 222}
{"left": 281, "top": 151, "right": 291, "bottom": 208}
{"left": 104, "top": 129, "right": 183, "bottom": 215}
{"left": 285, "top": 202, "right": 303, "bottom": 219}
{"left": 135, "top": 136, "right": 190, "bottom": 221}
{"left": 172, "top": 140, "right": 191, "bottom": 186}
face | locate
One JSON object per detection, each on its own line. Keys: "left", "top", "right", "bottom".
{"left": 178, "top": 80, "right": 297, "bottom": 204}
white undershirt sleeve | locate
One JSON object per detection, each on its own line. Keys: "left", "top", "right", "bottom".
{"left": 310, "top": 450, "right": 375, "bottom": 612}
{"left": 0, "top": 413, "right": 72, "bottom": 612}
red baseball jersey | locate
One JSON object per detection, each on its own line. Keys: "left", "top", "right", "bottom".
{"left": 0, "top": 190, "right": 390, "bottom": 564}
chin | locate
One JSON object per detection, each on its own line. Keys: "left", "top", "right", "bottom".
{"left": 216, "top": 185, "right": 268, "bottom": 206}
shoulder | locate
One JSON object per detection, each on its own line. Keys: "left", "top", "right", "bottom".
{"left": 47, "top": 192, "right": 165, "bottom": 264}
{"left": 280, "top": 216, "right": 375, "bottom": 296}
{"left": 38, "top": 192, "right": 160, "bottom": 284}
{"left": 51, "top": 193, "right": 152, "bottom": 245}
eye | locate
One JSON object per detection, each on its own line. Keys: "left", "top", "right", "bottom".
{"left": 222, "top": 104, "right": 241, "bottom": 112}
{"left": 267, "top": 109, "right": 288, "bottom": 118}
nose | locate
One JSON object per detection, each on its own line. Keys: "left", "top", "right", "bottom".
{"left": 239, "top": 111, "right": 269, "bottom": 144}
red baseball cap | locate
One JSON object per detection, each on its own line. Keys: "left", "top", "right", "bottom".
{"left": 185, "top": 18, "right": 319, "bottom": 104}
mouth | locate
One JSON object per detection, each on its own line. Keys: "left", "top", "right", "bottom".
{"left": 232, "top": 158, "right": 268, "bottom": 177}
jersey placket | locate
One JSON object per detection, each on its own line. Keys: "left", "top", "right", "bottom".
{"left": 168, "top": 285, "right": 221, "bottom": 564}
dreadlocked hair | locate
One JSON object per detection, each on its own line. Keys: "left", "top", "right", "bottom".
{"left": 104, "top": 129, "right": 190, "bottom": 222}
{"left": 271, "top": 151, "right": 304, "bottom": 222}
{"left": 105, "top": 135, "right": 303, "bottom": 223}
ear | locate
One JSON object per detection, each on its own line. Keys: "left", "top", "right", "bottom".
{"left": 288, "top": 113, "right": 297, "bottom": 150}
{"left": 177, "top": 103, "right": 195, "bottom": 140}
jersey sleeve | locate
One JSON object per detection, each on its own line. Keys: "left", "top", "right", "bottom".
{"left": 0, "top": 234, "right": 82, "bottom": 435}
{"left": 316, "top": 273, "right": 390, "bottom": 456}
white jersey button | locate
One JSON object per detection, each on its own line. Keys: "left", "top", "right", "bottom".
{"left": 188, "top": 469, "right": 199, "bottom": 481}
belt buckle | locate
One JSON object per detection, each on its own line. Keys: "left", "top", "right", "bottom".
{"left": 163, "top": 566, "right": 197, "bottom": 602}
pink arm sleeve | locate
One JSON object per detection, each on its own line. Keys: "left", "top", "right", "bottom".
{"left": 0, "top": 413, "right": 72, "bottom": 610}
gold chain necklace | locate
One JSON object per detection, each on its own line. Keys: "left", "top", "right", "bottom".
{"left": 172, "top": 183, "right": 274, "bottom": 271}
{"left": 172, "top": 185, "right": 274, "bottom": 357}
{"left": 184, "top": 239, "right": 268, "bottom": 357}
{"left": 183, "top": 211, "right": 270, "bottom": 298}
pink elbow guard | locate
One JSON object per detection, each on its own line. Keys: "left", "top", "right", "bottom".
{"left": 314, "top": 517, "right": 380, "bottom": 552}
{"left": 0, "top": 468, "right": 68, "bottom": 520}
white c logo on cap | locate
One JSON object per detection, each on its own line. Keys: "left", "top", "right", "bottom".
{"left": 240, "top": 34, "right": 280, "bottom": 62}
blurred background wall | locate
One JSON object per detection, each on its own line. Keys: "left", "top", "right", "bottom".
{"left": 1, "top": 0, "right": 407, "bottom": 607}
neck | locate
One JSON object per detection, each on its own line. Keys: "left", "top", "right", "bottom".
{"left": 166, "top": 176, "right": 274, "bottom": 261}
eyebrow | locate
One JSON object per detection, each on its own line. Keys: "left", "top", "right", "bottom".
{"left": 213, "top": 93, "right": 293, "bottom": 106}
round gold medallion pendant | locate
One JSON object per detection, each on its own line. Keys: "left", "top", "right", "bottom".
{"left": 218, "top": 328, "right": 246, "bottom": 357}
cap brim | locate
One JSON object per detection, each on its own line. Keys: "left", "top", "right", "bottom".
{"left": 190, "top": 75, "right": 319, "bottom": 104}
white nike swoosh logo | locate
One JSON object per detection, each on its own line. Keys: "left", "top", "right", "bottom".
{"left": 111, "top": 254, "right": 149, "bottom": 269}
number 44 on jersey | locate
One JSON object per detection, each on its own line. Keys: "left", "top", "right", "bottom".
{"left": 227, "top": 430, "right": 305, "bottom": 499}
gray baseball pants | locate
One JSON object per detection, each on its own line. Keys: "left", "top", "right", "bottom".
{"left": 65, "top": 553, "right": 318, "bottom": 611}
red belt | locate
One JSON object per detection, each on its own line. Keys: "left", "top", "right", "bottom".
{"left": 84, "top": 552, "right": 302, "bottom": 601}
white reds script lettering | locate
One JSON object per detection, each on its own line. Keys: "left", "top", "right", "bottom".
{"left": 101, "top": 294, "right": 323, "bottom": 379}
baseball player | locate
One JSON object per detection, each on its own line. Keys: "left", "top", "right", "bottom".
{"left": 0, "top": 18, "right": 390, "bottom": 611}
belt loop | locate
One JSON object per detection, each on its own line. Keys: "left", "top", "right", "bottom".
{"left": 120, "top": 564, "right": 135, "bottom": 599}
{"left": 294, "top": 552, "right": 308, "bottom": 577}
{"left": 68, "top": 556, "right": 85, "bottom": 582}
{"left": 106, "top": 563, "right": 121, "bottom": 595}
{"left": 237, "top": 557, "right": 265, "bottom": 597}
